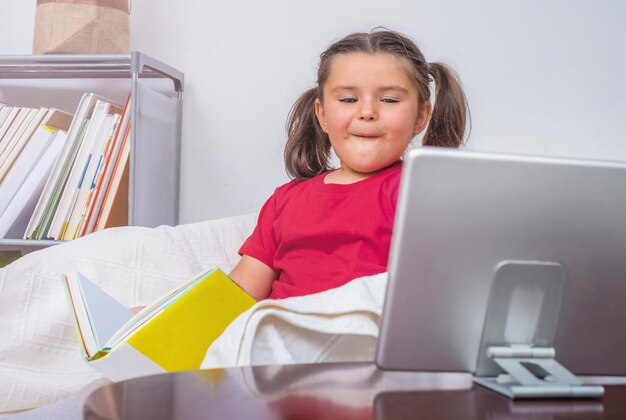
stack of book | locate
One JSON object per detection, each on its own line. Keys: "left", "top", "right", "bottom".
{"left": 0, "top": 92, "right": 131, "bottom": 241}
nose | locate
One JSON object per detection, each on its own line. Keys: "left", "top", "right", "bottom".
{"left": 358, "top": 100, "right": 377, "bottom": 121}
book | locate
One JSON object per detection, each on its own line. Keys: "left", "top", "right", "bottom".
{"left": 0, "top": 106, "right": 19, "bottom": 142}
{"left": 93, "top": 116, "right": 130, "bottom": 232}
{"left": 0, "top": 105, "right": 13, "bottom": 131}
{"left": 0, "top": 130, "right": 68, "bottom": 238}
{"left": 79, "top": 93, "right": 131, "bottom": 237}
{"left": 52, "top": 100, "right": 110, "bottom": 240}
{"left": 48, "top": 97, "right": 121, "bottom": 240}
{"left": 0, "top": 108, "right": 35, "bottom": 160}
{"left": 64, "top": 111, "right": 120, "bottom": 240}
{"left": 0, "top": 107, "right": 49, "bottom": 183}
{"left": 25, "top": 119, "right": 90, "bottom": 240}
{"left": 0, "top": 109, "right": 72, "bottom": 218}
{"left": 61, "top": 267, "right": 256, "bottom": 382}
{"left": 26, "top": 93, "right": 107, "bottom": 240}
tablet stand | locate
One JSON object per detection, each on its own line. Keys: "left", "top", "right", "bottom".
{"left": 473, "top": 261, "right": 604, "bottom": 399}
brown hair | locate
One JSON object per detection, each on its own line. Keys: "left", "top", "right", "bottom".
{"left": 285, "top": 29, "right": 470, "bottom": 180}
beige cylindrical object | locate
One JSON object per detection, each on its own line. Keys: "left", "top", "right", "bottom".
{"left": 33, "top": 0, "right": 130, "bottom": 55}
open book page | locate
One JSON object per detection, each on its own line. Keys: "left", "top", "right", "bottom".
{"left": 62, "top": 272, "right": 134, "bottom": 359}
{"left": 77, "top": 272, "right": 134, "bottom": 349}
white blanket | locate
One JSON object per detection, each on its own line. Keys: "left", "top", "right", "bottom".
{"left": 0, "top": 214, "right": 256, "bottom": 413}
{"left": 202, "top": 272, "right": 385, "bottom": 369}
{"left": 0, "top": 214, "right": 387, "bottom": 413}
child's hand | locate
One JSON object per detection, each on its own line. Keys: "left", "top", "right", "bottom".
{"left": 130, "top": 306, "right": 145, "bottom": 314}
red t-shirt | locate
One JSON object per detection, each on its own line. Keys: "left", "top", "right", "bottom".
{"left": 239, "top": 162, "right": 402, "bottom": 299}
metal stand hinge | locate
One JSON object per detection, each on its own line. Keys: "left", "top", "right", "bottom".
{"left": 473, "top": 345, "right": 604, "bottom": 399}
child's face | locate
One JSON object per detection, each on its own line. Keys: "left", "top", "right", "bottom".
{"left": 315, "top": 53, "right": 431, "bottom": 176}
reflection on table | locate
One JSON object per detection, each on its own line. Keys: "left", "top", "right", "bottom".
{"left": 83, "top": 362, "right": 626, "bottom": 419}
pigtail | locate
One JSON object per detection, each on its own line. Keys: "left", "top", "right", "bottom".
{"left": 423, "top": 62, "right": 469, "bottom": 148}
{"left": 284, "top": 88, "right": 331, "bottom": 180}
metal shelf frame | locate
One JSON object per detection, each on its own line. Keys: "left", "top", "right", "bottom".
{"left": 0, "top": 52, "right": 184, "bottom": 94}
{"left": 0, "top": 52, "right": 184, "bottom": 253}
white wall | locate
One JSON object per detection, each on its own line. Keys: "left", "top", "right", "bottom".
{"left": 2, "top": 0, "right": 626, "bottom": 223}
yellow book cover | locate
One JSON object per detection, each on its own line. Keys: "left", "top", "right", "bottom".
{"left": 61, "top": 267, "right": 256, "bottom": 381}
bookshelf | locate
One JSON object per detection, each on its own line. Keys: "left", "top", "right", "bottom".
{"left": 0, "top": 52, "right": 184, "bottom": 254}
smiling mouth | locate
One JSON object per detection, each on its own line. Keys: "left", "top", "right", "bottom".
{"left": 352, "top": 133, "right": 382, "bottom": 139}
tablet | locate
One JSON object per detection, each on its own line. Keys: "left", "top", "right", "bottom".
{"left": 376, "top": 147, "right": 626, "bottom": 375}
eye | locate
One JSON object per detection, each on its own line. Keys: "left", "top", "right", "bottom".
{"left": 338, "top": 97, "right": 357, "bottom": 103}
{"left": 381, "top": 97, "right": 400, "bottom": 103}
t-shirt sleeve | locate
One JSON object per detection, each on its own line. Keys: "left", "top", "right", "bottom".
{"left": 238, "top": 191, "right": 278, "bottom": 270}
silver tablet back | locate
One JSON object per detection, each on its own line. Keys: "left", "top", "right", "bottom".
{"left": 376, "top": 148, "right": 626, "bottom": 375}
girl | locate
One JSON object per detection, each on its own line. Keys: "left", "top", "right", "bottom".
{"left": 230, "top": 29, "right": 468, "bottom": 301}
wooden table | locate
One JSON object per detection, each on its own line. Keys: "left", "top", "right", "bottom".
{"left": 83, "top": 362, "right": 626, "bottom": 419}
